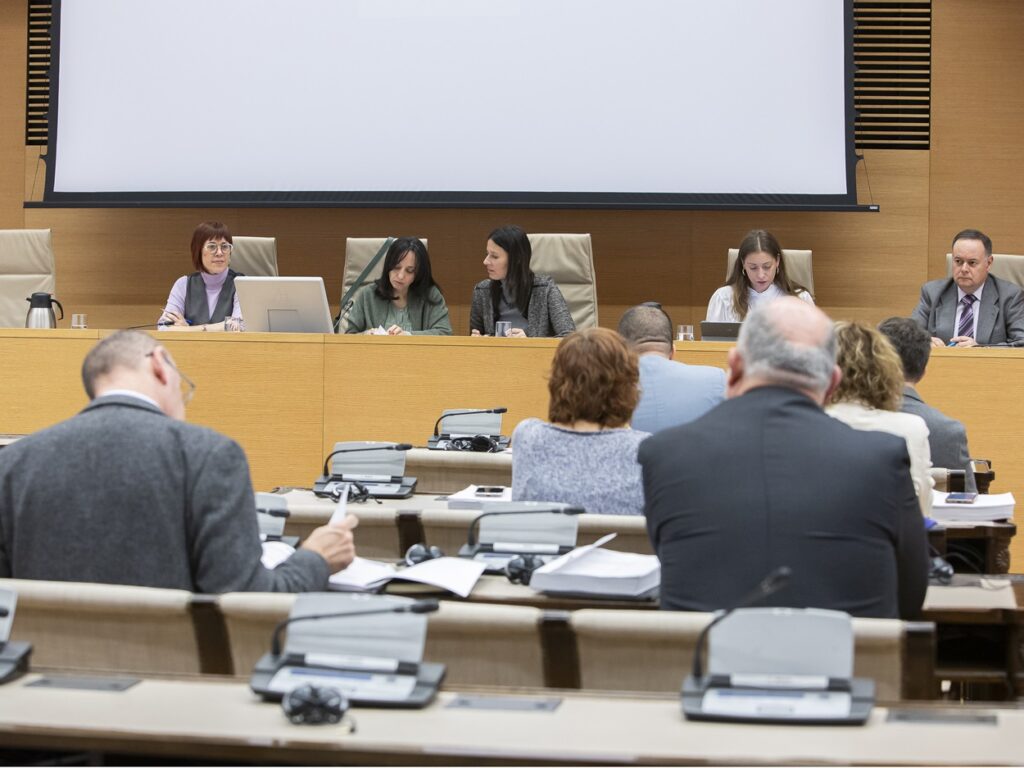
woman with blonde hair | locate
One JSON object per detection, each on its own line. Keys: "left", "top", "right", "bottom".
{"left": 826, "top": 321, "right": 933, "bottom": 516}
{"left": 511, "top": 327, "right": 649, "bottom": 514}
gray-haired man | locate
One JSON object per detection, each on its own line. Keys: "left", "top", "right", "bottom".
{"left": 639, "top": 298, "right": 928, "bottom": 618}
{"left": 0, "top": 330, "right": 357, "bottom": 592}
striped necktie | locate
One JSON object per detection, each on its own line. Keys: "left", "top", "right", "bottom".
{"left": 957, "top": 294, "right": 977, "bottom": 339}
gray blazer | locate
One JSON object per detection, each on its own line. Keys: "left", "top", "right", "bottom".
{"left": 470, "top": 274, "right": 576, "bottom": 338}
{"left": 901, "top": 385, "right": 976, "bottom": 493}
{"left": 0, "top": 395, "right": 328, "bottom": 593}
{"left": 911, "top": 274, "right": 1024, "bottom": 346}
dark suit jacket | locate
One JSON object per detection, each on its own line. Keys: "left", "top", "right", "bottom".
{"left": 638, "top": 386, "right": 929, "bottom": 619}
{"left": 911, "top": 274, "right": 1024, "bottom": 346}
{"left": 0, "top": 395, "right": 328, "bottom": 592}
{"left": 901, "top": 384, "right": 975, "bottom": 493}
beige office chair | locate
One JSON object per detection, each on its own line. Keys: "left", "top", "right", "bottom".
{"left": 231, "top": 236, "right": 279, "bottom": 276}
{"left": 945, "top": 252, "right": 1024, "bottom": 288}
{"left": 215, "top": 594, "right": 548, "bottom": 687}
{"left": 341, "top": 237, "right": 429, "bottom": 308}
{"left": 1, "top": 578, "right": 207, "bottom": 675}
{"left": 569, "top": 609, "right": 934, "bottom": 700}
{"left": 0, "top": 229, "right": 57, "bottom": 327}
{"left": 528, "top": 233, "right": 598, "bottom": 330}
{"left": 727, "top": 248, "right": 814, "bottom": 296}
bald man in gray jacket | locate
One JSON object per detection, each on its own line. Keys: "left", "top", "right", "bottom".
{"left": 0, "top": 331, "right": 357, "bottom": 592}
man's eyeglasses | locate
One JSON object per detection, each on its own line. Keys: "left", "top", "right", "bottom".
{"left": 146, "top": 351, "right": 196, "bottom": 405}
{"left": 203, "top": 242, "right": 233, "bottom": 254}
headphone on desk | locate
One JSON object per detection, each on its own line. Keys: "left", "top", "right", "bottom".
{"left": 282, "top": 684, "right": 352, "bottom": 727}
{"left": 445, "top": 435, "right": 501, "bottom": 453}
{"left": 405, "top": 543, "right": 445, "bottom": 566}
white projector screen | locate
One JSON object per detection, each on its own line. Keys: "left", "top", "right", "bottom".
{"left": 45, "top": 0, "right": 859, "bottom": 209}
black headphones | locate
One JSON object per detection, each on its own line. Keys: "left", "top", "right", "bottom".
{"left": 404, "top": 543, "right": 445, "bottom": 566}
{"left": 504, "top": 554, "right": 545, "bottom": 585}
{"left": 446, "top": 435, "right": 500, "bottom": 453}
{"left": 282, "top": 684, "right": 351, "bottom": 727}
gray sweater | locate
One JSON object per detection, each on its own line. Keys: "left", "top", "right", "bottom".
{"left": 470, "top": 274, "right": 575, "bottom": 337}
{"left": 0, "top": 395, "right": 328, "bottom": 593}
{"left": 511, "top": 419, "right": 650, "bottom": 515}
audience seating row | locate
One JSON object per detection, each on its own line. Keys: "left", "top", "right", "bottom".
{"left": 2, "top": 578, "right": 936, "bottom": 701}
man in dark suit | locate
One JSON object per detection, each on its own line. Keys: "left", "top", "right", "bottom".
{"left": 0, "top": 330, "right": 357, "bottom": 592}
{"left": 911, "top": 228, "right": 1024, "bottom": 347}
{"left": 639, "top": 298, "right": 928, "bottom": 619}
{"left": 879, "top": 316, "right": 976, "bottom": 493}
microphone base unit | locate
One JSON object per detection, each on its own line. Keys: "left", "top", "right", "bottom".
{"left": 251, "top": 653, "right": 445, "bottom": 708}
{"left": 0, "top": 641, "right": 32, "bottom": 686}
{"left": 457, "top": 543, "right": 571, "bottom": 574}
{"left": 680, "top": 675, "right": 874, "bottom": 725}
{"left": 314, "top": 475, "right": 417, "bottom": 500}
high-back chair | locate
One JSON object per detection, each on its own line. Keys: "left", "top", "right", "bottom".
{"left": 727, "top": 248, "right": 815, "bottom": 296}
{"left": 945, "top": 252, "right": 1024, "bottom": 288}
{"left": 231, "top": 236, "right": 279, "bottom": 276}
{"left": 569, "top": 608, "right": 935, "bottom": 700}
{"left": 527, "top": 233, "right": 598, "bottom": 330}
{"left": 1, "top": 578, "right": 213, "bottom": 675}
{"left": 0, "top": 229, "right": 57, "bottom": 327}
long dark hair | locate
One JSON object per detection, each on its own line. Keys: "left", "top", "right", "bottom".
{"left": 727, "top": 229, "right": 808, "bottom": 320}
{"left": 487, "top": 225, "right": 534, "bottom": 321}
{"left": 373, "top": 237, "right": 443, "bottom": 303}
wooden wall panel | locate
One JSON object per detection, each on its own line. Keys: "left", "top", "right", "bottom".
{"left": 929, "top": 0, "right": 1024, "bottom": 275}
{"left": 0, "top": 0, "right": 27, "bottom": 228}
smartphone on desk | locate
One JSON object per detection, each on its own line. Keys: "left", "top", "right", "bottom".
{"left": 946, "top": 492, "right": 978, "bottom": 504}
{"left": 475, "top": 486, "right": 505, "bottom": 497}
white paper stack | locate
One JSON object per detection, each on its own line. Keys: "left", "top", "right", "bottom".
{"left": 931, "top": 492, "right": 1015, "bottom": 522}
{"left": 329, "top": 556, "right": 485, "bottom": 598}
{"left": 529, "top": 534, "right": 660, "bottom": 598}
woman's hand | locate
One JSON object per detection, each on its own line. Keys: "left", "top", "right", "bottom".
{"left": 386, "top": 324, "right": 410, "bottom": 336}
{"left": 507, "top": 328, "right": 527, "bottom": 338}
{"left": 161, "top": 311, "right": 188, "bottom": 327}
{"left": 470, "top": 329, "right": 483, "bottom": 337}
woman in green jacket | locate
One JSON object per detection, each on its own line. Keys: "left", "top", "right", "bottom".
{"left": 345, "top": 237, "right": 452, "bottom": 335}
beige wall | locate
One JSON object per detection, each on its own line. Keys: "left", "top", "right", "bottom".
{"left": 3, "top": 1, "right": 1021, "bottom": 332}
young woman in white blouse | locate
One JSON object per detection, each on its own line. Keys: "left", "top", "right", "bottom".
{"left": 705, "top": 229, "right": 814, "bottom": 322}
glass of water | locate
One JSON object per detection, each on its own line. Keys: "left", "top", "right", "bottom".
{"left": 677, "top": 324, "right": 694, "bottom": 341}
{"left": 71, "top": 313, "right": 87, "bottom": 329}
{"left": 494, "top": 321, "right": 512, "bottom": 338}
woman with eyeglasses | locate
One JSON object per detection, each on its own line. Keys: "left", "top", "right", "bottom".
{"left": 159, "top": 221, "right": 243, "bottom": 331}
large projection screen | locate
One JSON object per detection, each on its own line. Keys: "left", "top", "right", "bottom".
{"left": 44, "top": 0, "right": 859, "bottom": 210}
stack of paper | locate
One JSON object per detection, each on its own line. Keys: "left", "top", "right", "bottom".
{"left": 329, "top": 556, "right": 485, "bottom": 598}
{"left": 931, "top": 492, "right": 1015, "bottom": 522}
{"left": 529, "top": 534, "right": 660, "bottom": 598}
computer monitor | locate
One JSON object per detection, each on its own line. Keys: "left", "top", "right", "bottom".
{"left": 235, "top": 277, "right": 334, "bottom": 333}
{"left": 700, "top": 321, "right": 742, "bottom": 342}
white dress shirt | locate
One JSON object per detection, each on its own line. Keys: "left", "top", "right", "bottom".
{"left": 705, "top": 283, "right": 815, "bottom": 323}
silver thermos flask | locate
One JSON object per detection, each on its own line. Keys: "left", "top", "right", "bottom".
{"left": 25, "top": 292, "right": 64, "bottom": 329}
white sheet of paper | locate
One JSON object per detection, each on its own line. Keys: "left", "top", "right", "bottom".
{"left": 261, "top": 540, "right": 295, "bottom": 569}
{"left": 329, "top": 557, "right": 398, "bottom": 590}
{"left": 391, "top": 557, "right": 486, "bottom": 598}
{"left": 924, "top": 580, "right": 1017, "bottom": 611}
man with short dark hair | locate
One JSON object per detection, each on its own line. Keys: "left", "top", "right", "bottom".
{"left": 879, "top": 316, "right": 976, "bottom": 492}
{"left": 617, "top": 303, "right": 724, "bottom": 433}
{"left": 0, "top": 330, "right": 357, "bottom": 592}
{"left": 640, "top": 298, "right": 928, "bottom": 619}
{"left": 911, "top": 228, "right": 1024, "bottom": 347}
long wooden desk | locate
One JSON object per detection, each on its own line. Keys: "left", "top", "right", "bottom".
{"left": 1, "top": 674, "right": 1021, "bottom": 766}
{"left": 1, "top": 330, "right": 1021, "bottom": 566}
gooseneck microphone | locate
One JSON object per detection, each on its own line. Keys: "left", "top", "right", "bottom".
{"left": 332, "top": 298, "right": 355, "bottom": 334}
{"left": 322, "top": 443, "right": 414, "bottom": 477}
{"left": 270, "top": 599, "right": 440, "bottom": 658}
{"left": 464, "top": 506, "right": 586, "bottom": 550}
{"left": 690, "top": 566, "right": 793, "bottom": 682}
{"left": 432, "top": 407, "right": 508, "bottom": 437}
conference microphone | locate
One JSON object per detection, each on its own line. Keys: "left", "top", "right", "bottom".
{"left": 270, "top": 598, "right": 440, "bottom": 659}
{"left": 690, "top": 566, "right": 793, "bottom": 682}
{"left": 321, "top": 443, "right": 414, "bottom": 478}
{"left": 463, "top": 505, "right": 585, "bottom": 556}
{"left": 432, "top": 407, "right": 508, "bottom": 437}
{"left": 332, "top": 298, "right": 355, "bottom": 334}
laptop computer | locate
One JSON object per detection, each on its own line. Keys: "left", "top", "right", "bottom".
{"left": 700, "top": 321, "right": 742, "bottom": 342}
{"left": 235, "top": 276, "right": 334, "bottom": 333}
